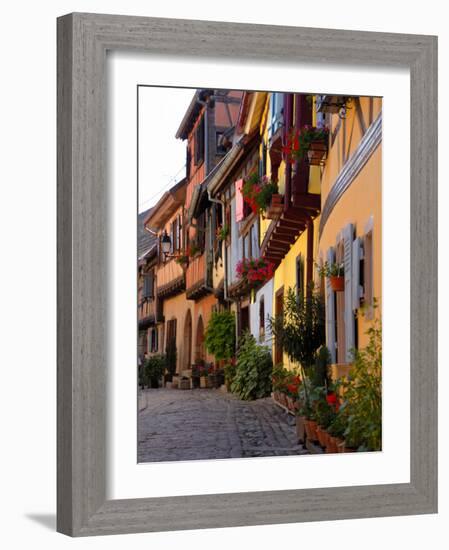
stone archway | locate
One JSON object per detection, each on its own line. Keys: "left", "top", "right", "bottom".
{"left": 195, "top": 315, "right": 205, "bottom": 363}
{"left": 183, "top": 309, "right": 192, "bottom": 370}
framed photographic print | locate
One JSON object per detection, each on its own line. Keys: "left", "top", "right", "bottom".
{"left": 57, "top": 12, "right": 437, "bottom": 536}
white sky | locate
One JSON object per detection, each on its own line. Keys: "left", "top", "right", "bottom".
{"left": 138, "top": 86, "right": 196, "bottom": 213}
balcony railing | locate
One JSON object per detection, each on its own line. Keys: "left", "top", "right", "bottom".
{"left": 186, "top": 251, "right": 213, "bottom": 300}
{"left": 156, "top": 259, "right": 185, "bottom": 299}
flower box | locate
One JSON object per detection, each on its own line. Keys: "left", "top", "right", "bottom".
{"left": 307, "top": 139, "right": 328, "bottom": 166}
{"left": 179, "top": 377, "right": 191, "bottom": 390}
{"left": 325, "top": 434, "right": 339, "bottom": 454}
{"left": 304, "top": 419, "right": 319, "bottom": 442}
{"left": 265, "top": 193, "right": 284, "bottom": 219}
{"left": 296, "top": 415, "right": 306, "bottom": 444}
{"left": 330, "top": 275, "right": 345, "bottom": 292}
{"left": 316, "top": 426, "right": 328, "bottom": 448}
{"left": 200, "top": 376, "right": 208, "bottom": 388}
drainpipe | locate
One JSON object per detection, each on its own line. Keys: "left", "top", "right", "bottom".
{"left": 207, "top": 190, "right": 228, "bottom": 302}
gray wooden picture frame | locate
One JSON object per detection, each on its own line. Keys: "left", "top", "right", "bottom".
{"left": 57, "top": 12, "right": 438, "bottom": 537}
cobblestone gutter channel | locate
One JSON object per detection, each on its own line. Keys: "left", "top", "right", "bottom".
{"left": 138, "top": 388, "right": 309, "bottom": 462}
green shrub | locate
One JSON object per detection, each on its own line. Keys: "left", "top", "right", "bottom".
{"left": 231, "top": 331, "right": 273, "bottom": 400}
{"left": 144, "top": 354, "right": 166, "bottom": 386}
{"left": 204, "top": 310, "right": 236, "bottom": 361}
{"left": 338, "top": 317, "right": 382, "bottom": 451}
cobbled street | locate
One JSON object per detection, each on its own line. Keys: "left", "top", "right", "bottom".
{"left": 138, "top": 388, "right": 308, "bottom": 462}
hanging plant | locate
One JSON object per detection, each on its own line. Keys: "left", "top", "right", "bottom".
{"left": 282, "top": 125, "right": 329, "bottom": 164}
{"left": 242, "top": 172, "right": 278, "bottom": 214}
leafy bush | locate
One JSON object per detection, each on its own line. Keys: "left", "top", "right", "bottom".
{"left": 338, "top": 317, "right": 382, "bottom": 451}
{"left": 204, "top": 310, "right": 236, "bottom": 361}
{"left": 144, "top": 354, "right": 166, "bottom": 385}
{"left": 231, "top": 331, "right": 273, "bottom": 400}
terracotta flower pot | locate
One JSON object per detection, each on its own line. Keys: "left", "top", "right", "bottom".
{"left": 325, "top": 435, "right": 339, "bottom": 454}
{"left": 329, "top": 275, "right": 345, "bottom": 292}
{"left": 305, "top": 419, "right": 319, "bottom": 442}
{"left": 296, "top": 415, "right": 306, "bottom": 444}
{"left": 337, "top": 439, "right": 356, "bottom": 453}
{"left": 316, "top": 426, "right": 328, "bottom": 448}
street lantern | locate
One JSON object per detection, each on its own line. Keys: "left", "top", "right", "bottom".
{"left": 161, "top": 232, "right": 171, "bottom": 257}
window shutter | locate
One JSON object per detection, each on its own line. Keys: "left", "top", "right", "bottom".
{"left": 325, "top": 247, "right": 336, "bottom": 363}
{"left": 177, "top": 215, "right": 182, "bottom": 251}
{"left": 148, "top": 272, "right": 154, "bottom": 299}
{"left": 251, "top": 221, "right": 260, "bottom": 258}
{"left": 143, "top": 274, "right": 153, "bottom": 299}
{"left": 343, "top": 223, "right": 355, "bottom": 362}
{"left": 352, "top": 237, "right": 363, "bottom": 311}
{"left": 170, "top": 222, "right": 174, "bottom": 254}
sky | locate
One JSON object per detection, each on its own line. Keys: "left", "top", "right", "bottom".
{"left": 138, "top": 86, "right": 196, "bottom": 213}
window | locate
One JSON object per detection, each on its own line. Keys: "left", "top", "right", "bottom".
{"left": 268, "top": 93, "right": 284, "bottom": 139}
{"left": 177, "top": 214, "right": 182, "bottom": 251}
{"left": 363, "top": 230, "right": 374, "bottom": 308}
{"left": 259, "top": 297, "right": 265, "bottom": 341}
{"left": 142, "top": 272, "right": 154, "bottom": 300}
{"left": 196, "top": 212, "right": 206, "bottom": 252}
{"left": 335, "top": 240, "right": 346, "bottom": 363}
{"left": 166, "top": 319, "right": 177, "bottom": 350}
{"left": 194, "top": 116, "right": 205, "bottom": 165}
{"left": 150, "top": 328, "right": 158, "bottom": 353}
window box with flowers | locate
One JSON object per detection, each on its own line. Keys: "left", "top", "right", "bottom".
{"left": 216, "top": 224, "right": 229, "bottom": 242}
{"left": 236, "top": 257, "right": 275, "bottom": 291}
{"left": 242, "top": 172, "right": 279, "bottom": 216}
{"left": 316, "top": 261, "right": 345, "bottom": 292}
{"left": 175, "top": 253, "right": 189, "bottom": 268}
{"left": 283, "top": 125, "right": 330, "bottom": 166}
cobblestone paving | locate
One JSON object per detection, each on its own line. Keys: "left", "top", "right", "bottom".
{"left": 138, "top": 388, "right": 309, "bottom": 462}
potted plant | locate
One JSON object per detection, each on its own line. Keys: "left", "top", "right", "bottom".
{"left": 191, "top": 364, "right": 201, "bottom": 388}
{"left": 188, "top": 240, "right": 201, "bottom": 258}
{"left": 242, "top": 172, "right": 279, "bottom": 216}
{"left": 282, "top": 125, "right": 329, "bottom": 166}
{"left": 216, "top": 224, "right": 229, "bottom": 242}
{"left": 327, "top": 413, "right": 346, "bottom": 453}
{"left": 236, "top": 257, "right": 275, "bottom": 290}
{"left": 179, "top": 376, "right": 191, "bottom": 390}
{"left": 338, "top": 314, "right": 382, "bottom": 452}
{"left": 316, "top": 261, "right": 345, "bottom": 292}
{"left": 197, "top": 363, "right": 209, "bottom": 388}
{"left": 207, "top": 364, "right": 216, "bottom": 388}
{"left": 175, "top": 253, "right": 189, "bottom": 268}
{"left": 143, "top": 354, "right": 166, "bottom": 389}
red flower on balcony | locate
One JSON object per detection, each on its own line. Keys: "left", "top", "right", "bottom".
{"left": 282, "top": 125, "right": 329, "bottom": 164}
{"left": 236, "top": 257, "right": 275, "bottom": 288}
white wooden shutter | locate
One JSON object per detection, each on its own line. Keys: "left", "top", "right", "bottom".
{"left": 325, "top": 247, "right": 336, "bottom": 364}
{"left": 352, "top": 237, "right": 363, "bottom": 311}
{"left": 343, "top": 223, "right": 355, "bottom": 362}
